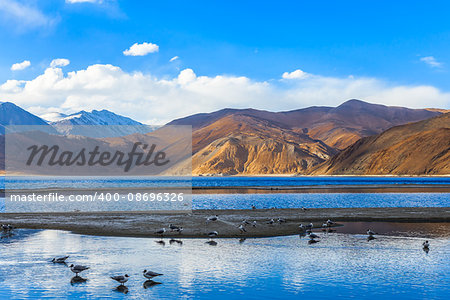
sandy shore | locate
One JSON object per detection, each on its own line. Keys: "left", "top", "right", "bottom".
{"left": 1, "top": 207, "right": 449, "bottom": 238}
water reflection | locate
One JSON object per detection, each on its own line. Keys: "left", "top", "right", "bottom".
{"left": 0, "top": 226, "right": 449, "bottom": 299}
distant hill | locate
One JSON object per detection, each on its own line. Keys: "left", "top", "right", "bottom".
{"left": 310, "top": 113, "right": 450, "bottom": 175}
{"left": 168, "top": 99, "right": 443, "bottom": 175}
{"left": 0, "top": 102, "right": 48, "bottom": 127}
{"left": 169, "top": 99, "right": 441, "bottom": 150}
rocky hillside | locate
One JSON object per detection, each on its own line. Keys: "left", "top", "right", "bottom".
{"left": 310, "top": 113, "right": 450, "bottom": 175}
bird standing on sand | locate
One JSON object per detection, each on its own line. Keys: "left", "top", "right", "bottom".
{"left": 69, "top": 264, "right": 89, "bottom": 277}
{"left": 155, "top": 228, "right": 166, "bottom": 236}
{"left": 367, "top": 229, "right": 376, "bottom": 236}
{"left": 169, "top": 224, "right": 181, "bottom": 232}
{"left": 52, "top": 256, "right": 69, "bottom": 264}
{"left": 299, "top": 224, "right": 305, "bottom": 231}
{"left": 242, "top": 219, "right": 250, "bottom": 225}
{"left": 267, "top": 219, "right": 275, "bottom": 225}
{"left": 238, "top": 224, "right": 247, "bottom": 233}
{"left": 208, "top": 231, "right": 218, "bottom": 238}
{"left": 277, "top": 218, "right": 286, "bottom": 223}
{"left": 252, "top": 221, "right": 257, "bottom": 227}
{"left": 326, "top": 219, "right": 335, "bottom": 226}
{"left": 143, "top": 270, "right": 163, "bottom": 279}
{"left": 111, "top": 274, "right": 129, "bottom": 286}
{"left": 206, "top": 215, "right": 219, "bottom": 223}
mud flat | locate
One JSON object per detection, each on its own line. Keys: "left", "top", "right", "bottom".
{"left": 1, "top": 207, "right": 449, "bottom": 238}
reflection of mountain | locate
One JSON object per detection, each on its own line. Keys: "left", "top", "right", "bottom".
{"left": 168, "top": 99, "right": 442, "bottom": 174}
{"left": 311, "top": 113, "right": 450, "bottom": 175}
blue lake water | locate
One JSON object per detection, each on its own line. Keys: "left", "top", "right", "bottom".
{"left": 2, "top": 176, "right": 450, "bottom": 190}
{"left": 0, "top": 229, "right": 449, "bottom": 300}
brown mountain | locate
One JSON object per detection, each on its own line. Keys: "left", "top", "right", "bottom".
{"left": 168, "top": 99, "right": 443, "bottom": 175}
{"left": 169, "top": 99, "right": 441, "bottom": 150}
{"left": 310, "top": 113, "right": 450, "bottom": 175}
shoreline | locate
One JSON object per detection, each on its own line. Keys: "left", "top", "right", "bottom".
{"left": 1, "top": 207, "right": 449, "bottom": 238}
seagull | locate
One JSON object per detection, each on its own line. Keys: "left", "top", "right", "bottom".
{"left": 242, "top": 219, "right": 251, "bottom": 225}
{"left": 206, "top": 215, "right": 219, "bottom": 223}
{"left": 69, "top": 264, "right": 89, "bottom": 277}
{"left": 252, "top": 221, "right": 257, "bottom": 227}
{"left": 326, "top": 219, "right": 335, "bottom": 226}
{"left": 52, "top": 256, "right": 69, "bottom": 264}
{"left": 277, "top": 218, "right": 286, "bottom": 223}
{"left": 301, "top": 207, "right": 308, "bottom": 211}
{"left": 306, "top": 223, "right": 313, "bottom": 229}
{"left": 299, "top": 224, "right": 305, "bottom": 231}
{"left": 423, "top": 241, "right": 430, "bottom": 249}
{"left": 322, "top": 223, "right": 328, "bottom": 228}
{"left": 208, "top": 231, "right": 218, "bottom": 238}
{"left": 367, "top": 229, "right": 376, "bottom": 236}
{"left": 155, "top": 228, "right": 166, "bottom": 236}
{"left": 266, "top": 219, "right": 275, "bottom": 225}
{"left": 308, "top": 233, "right": 320, "bottom": 239}
{"left": 169, "top": 224, "right": 181, "bottom": 232}
{"left": 143, "top": 270, "right": 163, "bottom": 279}
{"left": 238, "top": 224, "right": 247, "bottom": 233}
{"left": 251, "top": 205, "right": 256, "bottom": 210}
{"left": 111, "top": 274, "right": 129, "bottom": 286}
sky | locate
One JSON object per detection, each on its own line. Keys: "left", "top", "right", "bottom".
{"left": 0, "top": 0, "right": 449, "bottom": 124}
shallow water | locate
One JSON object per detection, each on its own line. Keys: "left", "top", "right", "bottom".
{"left": 0, "top": 228, "right": 449, "bottom": 299}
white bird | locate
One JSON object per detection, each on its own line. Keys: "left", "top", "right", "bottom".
{"left": 238, "top": 224, "right": 247, "bottom": 233}
{"left": 277, "top": 218, "right": 286, "bottom": 223}
{"left": 52, "top": 256, "right": 69, "bottom": 264}
{"left": 242, "top": 219, "right": 250, "bottom": 225}
{"left": 174, "top": 227, "right": 183, "bottom": 233}
{"left": 252, "top": 221, "right": 257, "bottom": 227}
{"left": 267, "top": 219, "right": 275, "bottom": 225}
{"left": 143, "top": 270, "right": 163, "bottom": 279}
{"left": 306, "top": 223, "right": 313, "bottom": 229}
{"left": 111, "top": 274, "right": 129, "bottom": 285}
{"left": 322, "top": 223, "right": 328, "bottom": 228}
{"left": 326, "top": 219, "right": 335, "bottom": 226}
{"left": 69, "top": 264, "right": 89, "bottom": 276}
{"left": 367, "top": 229, "right": 376, "bottom": 236}
{"left": 208, "top": 231, "right": 218, "bottom": 238}
{"left": 206, "top": 215, "right": 219, "bottom": 223}
{"left": 423, "top": 241, "right": 430, "bottom": 249}
{"left": 299, "top": 224, "right": 305, "bottom": 230}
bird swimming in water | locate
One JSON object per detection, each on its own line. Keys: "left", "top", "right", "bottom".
{"left": 52, "top": 256, "right": 69, "bottom": 264}
{"left": 423, "top": 240, "right": 430, "bottom": 249}
{"left": 69, "top": 264, "right": 89, "bottom": 277}
{"left": 111, "top": 274, "right": 129, "bottom": 286}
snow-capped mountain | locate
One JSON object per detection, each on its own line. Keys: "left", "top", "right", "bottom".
{"left": 49, "top": 109, "right": 155, "bottom": 137}
{"left": 49, "top": 109, "right": 144, "bottom": 126}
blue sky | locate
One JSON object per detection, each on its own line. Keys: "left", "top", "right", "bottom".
{"left": 0, "top": 0, "right": 449, "bottom": 123}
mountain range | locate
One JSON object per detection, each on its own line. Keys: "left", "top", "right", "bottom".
{"left": 0, "top": 100, "right": 448, "bottom": 175}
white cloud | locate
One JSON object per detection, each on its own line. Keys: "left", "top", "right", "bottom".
{"left": 420, "top": 56, "right": 442, "bottom": 68}
{"left": 282, "top": 69, "right": 310, "bottom": 80}
{"left": 0, "top": 64, "right": 449, "bottom": 124}
{"left": 123, "top": 42, "right": 159, "bottom": 56}
{"left": 10, "top": 60, "right": 30, "bottom": 71}
{"left": 0, "top": 0, "right": 56, "bottom": 30}
{"left": 50, "top": 58, "right": 70, "bottom": 68}
{"left": 170, "top": 56, "right": 179, "bottom": 62}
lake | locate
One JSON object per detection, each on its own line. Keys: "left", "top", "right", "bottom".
{"left": 0, "top": 227, "right": 449, "bottom": 300}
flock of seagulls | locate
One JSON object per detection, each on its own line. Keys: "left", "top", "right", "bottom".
{"left": 50, "top": 254, "right": 164, "bottom": 293}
